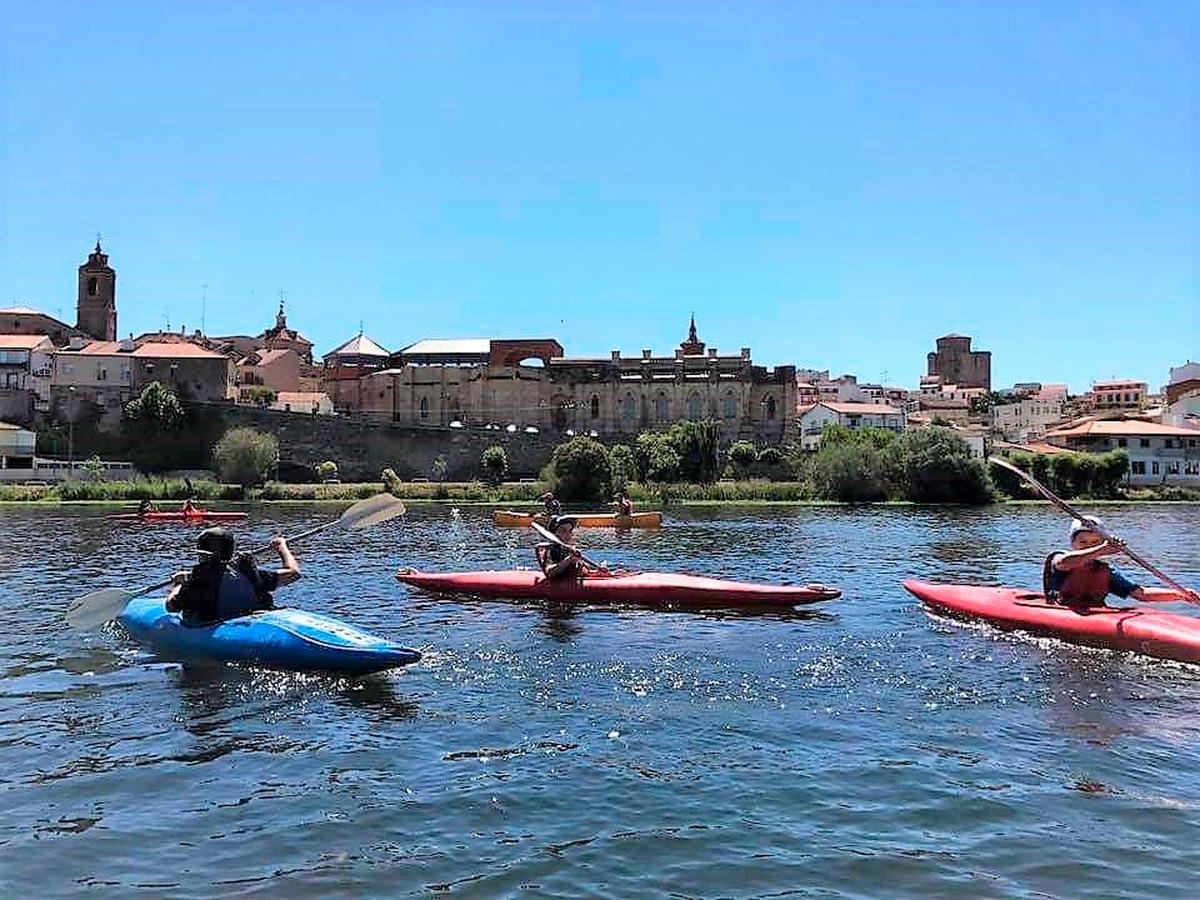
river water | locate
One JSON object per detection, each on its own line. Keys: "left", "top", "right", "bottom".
{"left": 2, "top": 503, "right": 1199, "bottom": 897}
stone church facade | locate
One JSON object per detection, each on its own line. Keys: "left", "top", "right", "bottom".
{"left": 340, "top": 319, "right": 795, "bottom": 444}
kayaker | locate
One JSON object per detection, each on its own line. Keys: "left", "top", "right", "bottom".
{"left": 137, "top": 499, "right": 157, "bottom": 517}
{"left": 1045, "top": 517, "right": 1200, "bottom": 609}
{"left": 167, "top": 527, "right": 300, "bottom": 625}
{"left": 538, "top": 491, "right": 563, "bottom": 518}
{"left": 536, "top": 516, "right": 598, "bottom": 580}
{"left": 181, "top": 498, "right": 198, "bottom": 516}
{"left": 611, "top": 492, "right": 634, "bottom": 517}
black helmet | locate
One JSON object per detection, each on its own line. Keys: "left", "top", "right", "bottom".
{"left": 197, "top": 526, "right": 235, "bottom": 562}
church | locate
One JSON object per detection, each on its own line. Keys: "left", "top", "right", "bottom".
{"left": 0, "top": 241, "right": 117, "bottom": 346}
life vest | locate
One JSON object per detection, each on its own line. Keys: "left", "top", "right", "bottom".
{"left": 176, "top": 554, "right": 274, "bottom": 624}
{"left": 1043, "top": 553, "right": 1112, "bottom": 607}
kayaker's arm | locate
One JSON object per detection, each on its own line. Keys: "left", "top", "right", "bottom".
{"left": 1132, "top": 586, "right": 1200, "bottom": 604}
{"left": 271, "top": 537, "right": 301, "bottom": 586}
{"left": 1053, "top": 541, "right": 1122, "bottom": 572}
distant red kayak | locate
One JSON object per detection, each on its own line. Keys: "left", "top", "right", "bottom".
{"left": 109, "top": 510, "right": 247, "bottom": 524}
{"left": 905, "top": 579, "right": 1200, "bottom": 664}
{"left": 397, "top": 568, "right": 840, "bottom": 609}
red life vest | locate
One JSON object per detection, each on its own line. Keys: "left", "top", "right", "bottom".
{"left": 1043, "top": 553, "right": 1112, "bottom": 607}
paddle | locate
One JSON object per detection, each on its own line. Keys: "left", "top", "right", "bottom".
{"left": 65, "top": 494, "right": 407, "bottom": 631}
{"left": 530, "top": 521, "right": 606, "bottom": 571}
{"left": 989, "top": 456, "right": 1197, "bottom": 603}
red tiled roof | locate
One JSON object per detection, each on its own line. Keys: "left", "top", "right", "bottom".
{"left": 799, "top": 401, "right": 904, "bottom": 416}
{"left": 73, "top": 341, "right": 227, "bottom": 360}
{"left": 0, "top": 334, "right": 53, "bottom": 349}
{"left": 1046, "top": 419, "right": 1199, "bottom": 439}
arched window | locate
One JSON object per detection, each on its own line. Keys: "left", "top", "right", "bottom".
{"left": 590, "top": 394, "right": 600, "bottom": 419}
{"left": 621, "top": 395, "right": 637, "bottom": 421}
{"left": 765, "top": 395, "right": 777, "bottom": 421}
{"left": 723, "top": 394, "right": 737, "bottom": 419}
{"left": 419, "top": 397, "right": 430, "bottom": 420}
{"left": 87, "top": 277, "right": 98, "bottom": 297}
{"left": 687, "top": 393, "right": 702, "bottom": 421}
{"left": 655, "top": 394, "right": 670, "bottom": 422}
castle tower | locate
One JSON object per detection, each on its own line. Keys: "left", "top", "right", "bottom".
{"left": 77, "top": 240, "right": 117, "bottom": 341}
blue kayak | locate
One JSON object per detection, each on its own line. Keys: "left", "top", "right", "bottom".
{"left": 117, "top": 598, "right": 422, "bottom": 675}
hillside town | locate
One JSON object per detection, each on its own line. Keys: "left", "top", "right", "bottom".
{"left": 0, "top": 242, "right": 1197, "bottom": 486}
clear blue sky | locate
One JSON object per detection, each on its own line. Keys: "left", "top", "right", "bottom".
{"left": 1, "top": 1, "right": 1196, "bottom": 392}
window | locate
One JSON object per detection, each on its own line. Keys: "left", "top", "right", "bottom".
{"left": 1167, "top": 461, "right": 1181, "bottom": 475}
{"left": 1165, "top": 439, "right": 1176, "bottom": 449}
{"left": 419, "top": 397, "right": 429, "bottom": 420}
{"left": 1131, "top": 461, "right": 1146, "bottom": 475}
{"left": 1152, "top": 461, "right": 1160, "bottom": 475}
{"left": 97, "top": 368, "right": 107, "bottom": 381}
{"left": 1117, "top": 438, "right": 1127, "bottom": 447}
{"left": 622, "top": 395, "right": 637, "bottom": 421}
{"left": 687, "top": 394, "right": 702, "bottom": 421}
{"left": 1186, "top": 461, "right": 1200, "bottom": 476}
{"left": 764, "top": 395, "right": 777, "bottom": 420}
{"left": 87, "top": 277, "right": 98, "bottom": 297}
{"left": 1140, "top": 438, "right": 1150, "bottom": 448}
{"left": 723, "top": 395, "right": 737, "bottom": 419}
{"left": 654, "top": 394, "right": 670, "bottom": 422}
{"left": 590, "top": 394, "right": 600, "bottom": 419}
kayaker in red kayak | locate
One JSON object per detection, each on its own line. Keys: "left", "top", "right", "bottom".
{"left": 167, "top": 527, "right": 301, "bottom": 624}
{"left": 536, "top": 517, "right": 601, "bottom": 580}
{"left": 1046, "top": 517, "right": 1199, "bottom": 609}
{"left": 181, "top": 498, "right": 198, "bottom": 517}
{"left": 137, "top": 499, "right": 158, "bottom": 518}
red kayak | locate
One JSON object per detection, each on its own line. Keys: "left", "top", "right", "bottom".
{"left": 905, "top": 579, "right": 1200, "bottom": 664}
{"left": 109, "top": 510, "right": 247, "bottom": 524}
{"left": 397, "top": 569, "right": 840, "bottom": 609}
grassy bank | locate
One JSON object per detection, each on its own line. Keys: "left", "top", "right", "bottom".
{"left": 3, "top": 478, "right": 1198, "bottom": 506}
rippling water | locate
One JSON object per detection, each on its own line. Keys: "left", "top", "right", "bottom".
{"left": 2, "top": 503, "right": 1200, "bottom": 897}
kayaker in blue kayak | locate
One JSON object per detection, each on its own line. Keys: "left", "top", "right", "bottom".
{"left": 1045, "top": 516, "right": 1199, "bottom": 609}
{"left": 536, "top": 516, "right": 600, "bottom": 580}
{"left": 167, "top": 527, "right": 300, "bottom": 624}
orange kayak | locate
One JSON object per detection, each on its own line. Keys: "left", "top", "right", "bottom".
{"left": 493, "top": 510, "right": 663, "bottom": 529}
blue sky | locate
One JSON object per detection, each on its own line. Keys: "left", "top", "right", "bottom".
{"left": 1, "top": 1, "right": 1196, "bottom": 392}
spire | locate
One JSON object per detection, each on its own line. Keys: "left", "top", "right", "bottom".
{"left": 680, "top": 313, "right": 705, "bottom": 355}
{"left": 276, "top": 291, "right": 287, "bottom": 329}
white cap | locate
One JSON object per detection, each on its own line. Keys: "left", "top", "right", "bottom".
{"left": 1069, "top": 516, "right": 1105, "bottom": 540}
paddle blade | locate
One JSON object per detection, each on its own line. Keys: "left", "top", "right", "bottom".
{"left": 341, "top": 493, "right": 406, "bottom": 530}
{"left": 65, "top": 587, "right": 135, "bottom": 631}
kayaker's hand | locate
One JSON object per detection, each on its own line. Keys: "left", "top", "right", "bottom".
{"left": 1096, "top": 540, "right": 1123, "bottom": 557}
{"left": 171, "top": 570, "right": 188, "bottom": 586}
{"left": 271, "top": 536, "right": 289, "bottom": 553}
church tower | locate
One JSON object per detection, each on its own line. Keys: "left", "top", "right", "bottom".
{"left": 77, "top": 240, "right": 117, "bottom": 341}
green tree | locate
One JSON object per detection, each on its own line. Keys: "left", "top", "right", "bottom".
{"left": 213, "top": 427, "right": 279, "bottom": 486}
{"left": 667, "top": 420, "right": 722, "bottom": 483}
{"left": 547, "top": 436, "right": 613, "bottom": 501}
{"left": 608, "top": 443, "right": 636, "bottom": 492}
{"left": 431, "top": 456, "right": 449, "bottom": 482}
{"left": 481, "top": 445, "right": 508, "bottom": 485}
{"left": 381, "top": 467, "right": 402, "bottom": 494}
{"left": 243, "top": 385, "right": 278, "bottom": 407}
{"left": 728, "top": 441, "right": 758, "bottom": 478}
{"left": 810, "top": 442, "right": 891, "bottom": 502}
{"left": 314, "top": 460, "right": 339, "bottom": 482}
{"left": 893, "top": 427, "right": 993, "bottom": 504}
{"left": 122, "top": 381, "right": 189, "bottom": 472}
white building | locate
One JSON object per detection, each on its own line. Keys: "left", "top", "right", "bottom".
{"left": 271, "top": 391, "right": 335, "bottom": 416}
{"left": 797, "top": 401, "right": 907, "bottom": 450}
{"left": 993, "top": 393, "right": 1067, "bottom": 441}
{"left": 1043, "top": 419, "right": 1200, "bottom": 486}
{"left": 0, "top": 333, "right": 54, "bottom": 421}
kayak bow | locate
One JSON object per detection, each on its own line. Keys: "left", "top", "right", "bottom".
{"left": 493, "top": 510, "right": 663, "bottom": 529}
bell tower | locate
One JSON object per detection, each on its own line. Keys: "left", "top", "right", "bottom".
{"left": 77, "top": 239, "right": 117, "bottom": 341}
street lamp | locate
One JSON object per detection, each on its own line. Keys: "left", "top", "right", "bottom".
{"left": 67, "top": 385, "right": 76, "bottom": 469}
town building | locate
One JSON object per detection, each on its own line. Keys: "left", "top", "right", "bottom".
{"left": 1086, "top": 379, "right": 1147, "bottom": 412}
{"left": 0, "top": 334, "right": 54, "bottom": 423}
{"left": 992, "top": 389, "right": 1067, "bottom": 441}
{"left": 926, "top": 334, "right": 991, "bottom": 390}
{"left": 0, "top": 242, "right": 119, "bottom": 347}
{"left": 237, "top": 348, "right": 303, "bottom": 398}
{"left": 1043, "top": 418, "right": 1200, "bottom": 486}
{"left": 344, "top": 320, "right": 794, "bottom": 443}
{"left": 1166, "top": 361, "right": 1200, "bottom": 405}
{"left": 796, "top": 401, "right": 906, "bottom": 450}
{"left": 272, "top": 391, "right": 335, "bottom": 416}
{"left": 0, "top": 421, "right": 35, "bottom": 473}
{"left": 322, "top": 333, "right": 391, "bottom": 410}
{"left": 52, "top": 338, "right": 236, "bottom": 428}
